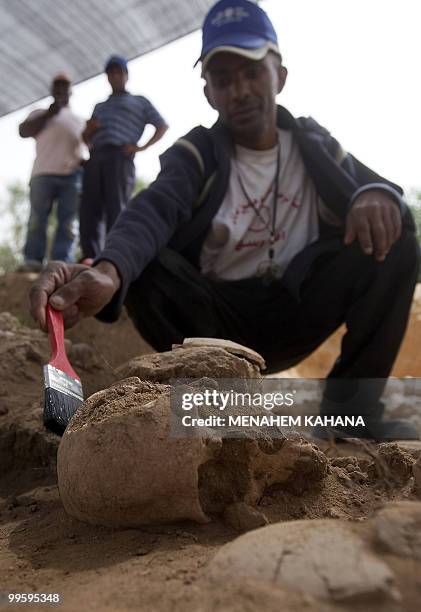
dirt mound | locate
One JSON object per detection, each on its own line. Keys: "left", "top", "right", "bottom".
{"left": 0, "top": 310, "right": 116, "bottom": 481}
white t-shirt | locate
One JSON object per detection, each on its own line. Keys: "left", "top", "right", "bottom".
{"left": 200, "top": 129, "right": 320, "bottom": 281}
{"left": 28, "top": 107, "right": 85, "bottom": 177}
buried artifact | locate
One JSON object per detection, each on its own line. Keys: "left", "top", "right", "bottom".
{"left": 57, "top": 345, "right": 328, "bottom": 527}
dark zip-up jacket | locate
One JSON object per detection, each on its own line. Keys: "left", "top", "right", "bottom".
{"left": 97, "top": 105, "right": 415, "bottom": 321}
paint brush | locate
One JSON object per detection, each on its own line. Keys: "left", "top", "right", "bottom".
{"left": 43, "top": 304, "right": 83, "bottom": 436}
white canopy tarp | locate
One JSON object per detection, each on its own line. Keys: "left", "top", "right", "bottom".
{"left": 0, "top": 0, "right": 216, "bottom": 116}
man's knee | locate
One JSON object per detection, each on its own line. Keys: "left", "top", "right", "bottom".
{"left": 345, "top": 229, "right": 420, "bottom": 276}
{"left": 387, "top": 229, "right": 421, "bottom": 278}
{"left": 397, "top": 228, "right": 420, "bottom": 260}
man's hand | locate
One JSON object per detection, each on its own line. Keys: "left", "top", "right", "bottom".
{"left": 344, "top": 189, "right": 402, "bottom": 262}
{"left": 47, "top": 99, "right": 66, "bottom": 116}
{"left": 82, "top": 118, "right": 100, "bottom": 144}
{"left": 47, "top": 102, "right": 60, "bottom": 116}
{"left": 30, "top": 261, "right": 121, "bottom": 332}
{"left": 122, "top": 143, "right": 145, "bottom": 155}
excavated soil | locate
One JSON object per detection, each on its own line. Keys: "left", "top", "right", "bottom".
{"left": 0, "top": 273, "right": 421, "bottom": 612}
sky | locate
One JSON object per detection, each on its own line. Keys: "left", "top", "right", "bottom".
{"left": 0, "top": 0, "right": 420, "bottom": 204}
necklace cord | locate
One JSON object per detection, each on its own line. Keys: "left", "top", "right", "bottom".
{"left": 235, "top": 137, "right": 281, "bottom": 264}
{"left": 269, "top": 142, "right": 281, "bottom": 261}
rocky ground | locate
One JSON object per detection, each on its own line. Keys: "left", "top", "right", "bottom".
{"left": 0, "top": 273, "right": 421, "bottom": 612}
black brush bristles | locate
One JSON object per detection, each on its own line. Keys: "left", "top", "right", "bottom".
{"left": 43, "top": 363, "right": 84, "bottom": 436}
{"left": 43, "top": 387, "right": 83, "bottom": 436}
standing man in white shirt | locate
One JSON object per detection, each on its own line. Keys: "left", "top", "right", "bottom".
{"left": 19, "top": 74, "right": 85, "bottom": 271}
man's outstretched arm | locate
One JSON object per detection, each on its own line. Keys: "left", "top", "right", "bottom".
{"left": 30, "top": 139, "right": 205, "bottom": 329}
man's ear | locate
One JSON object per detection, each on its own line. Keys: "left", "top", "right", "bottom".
{"left": 277, "top": 65, "right": 288, "bottom": 94}
{"left": 204, "top": 82, "right": 216, "bottom": 110}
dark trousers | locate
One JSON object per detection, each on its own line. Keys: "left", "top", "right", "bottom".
{"left": 80, "top": 146, "right": 135, "bottom": 259}
{"left": 125, "top": 231, "right": 420, "bottom": 401}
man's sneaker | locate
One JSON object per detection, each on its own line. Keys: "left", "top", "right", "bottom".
{"left": 312, "top": 417, "right": 419, "bottom": 441}
{"left": 312, "top": 396, "right": 419, "bottom": 441}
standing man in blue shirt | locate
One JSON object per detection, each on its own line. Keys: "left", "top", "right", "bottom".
{"left": 80, "top": 55, "right": 168, "bottom": 261}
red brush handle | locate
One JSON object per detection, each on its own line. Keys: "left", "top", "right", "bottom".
{"left": 46, "top": 304, "right": 80, "bottom": 380}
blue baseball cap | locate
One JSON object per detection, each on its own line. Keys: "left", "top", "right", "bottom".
{"left": 196, "top": 0, "right": 281, "bottom": 74}
{"left": 105, "top": 55, "right": 128, "bottom": 72}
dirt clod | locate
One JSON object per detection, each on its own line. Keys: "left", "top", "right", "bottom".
{"left": 374, "top": 501, "right": 421, "bottom": 560}
{"left": 223, "top": 502, "right": 269, "bottom": 533}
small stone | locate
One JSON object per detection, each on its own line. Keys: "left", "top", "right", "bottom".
{"left": 25, "top": 345, "right": 44, "bottom": 364}
{"left": 175, "top": 530, "right": 198, "bottom": 542}
{"left": 413, "top": 456, "right": 421, "bottom": 497}
{"left": 333, "top": 467, "right": 351, "bottom": 481}
{"left": 326, "top": 508, "right": 341, "bottom": 519}
{"left": 374, "top": 501, "right": 421, "bottom": 560}
{"left": 223, "top": 502, "right": 269, "bottom": 533}
{"left": 134, "top": 547, "right": 152, "bottom": 556}
{"left": 69, "top": 342, "right": 98, "bottom": 369}
{"left": 392, "top": 440, "right": 421, "bottom": 458}
{"left": 377, "top": 443, "right": 415, "bottom": 483}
